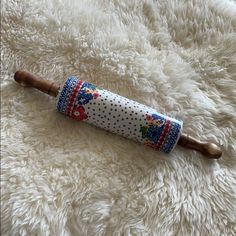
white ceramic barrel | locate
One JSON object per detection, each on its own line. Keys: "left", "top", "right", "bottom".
{"left": 57, "top": 77, "right": 183, "bottom": 153}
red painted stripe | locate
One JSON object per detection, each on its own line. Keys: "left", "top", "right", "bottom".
{"left": 66, "top": 80, "right": 83, "bottom": 116}
{"left": 155, "top": 119, "right": 171, "bottom": 150}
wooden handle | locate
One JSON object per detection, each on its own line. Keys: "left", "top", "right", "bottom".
{"left": 14, "top": 71, "right": 60, "bottom": 97}
{"left": 178, "top": 134, "right": 222, "bottom": 159}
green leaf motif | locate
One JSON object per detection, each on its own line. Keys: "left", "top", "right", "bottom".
{"left": 140, "top": 126, "right": 148, "bottom": 138}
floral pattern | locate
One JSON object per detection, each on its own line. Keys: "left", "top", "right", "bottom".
{"left": 57, "top": 76, "right": 183, "bottom": 153}
{"left": 140, "top": 114, "right": 166, "bottom": 149}
{"left": 72, "top": 82, "right": 101, "bottom": 120}
{"left": 71, "top": 106, "right": 88, "bottom": 120}
{"left": 76, "top": 82, "right": 99, "bottom": 106}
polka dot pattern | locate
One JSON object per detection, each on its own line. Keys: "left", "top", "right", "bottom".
{"left": 57, "top": 77, "right": 183, "bottom": 153}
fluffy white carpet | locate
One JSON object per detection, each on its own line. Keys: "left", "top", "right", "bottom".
{"left": 1, "top": 0, "right": 236, "bottom": 235}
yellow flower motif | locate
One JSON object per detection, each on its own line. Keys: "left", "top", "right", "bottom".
{"left": 152, "top": 119, "right": 164, "bottom": 127}
{"left": 85, "top": 88, "right": 93, "bottom": 94}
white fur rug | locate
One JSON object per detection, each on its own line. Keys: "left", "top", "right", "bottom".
{"left": 1, "top": 0, "right": 236, "bottom": 235}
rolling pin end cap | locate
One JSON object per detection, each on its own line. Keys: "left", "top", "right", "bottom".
{"left": 14, "top": 70, "right": 21, "bottom": 82}
{"left": 14, "top": 70, "right": 31, "bottom": 87}
{"left": 203, "top": 142, "right": 222, "bottom": 159}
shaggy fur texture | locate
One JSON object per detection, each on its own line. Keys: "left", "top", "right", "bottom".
{"left": 1, "top": 0, "right": 236, "bottom": 235}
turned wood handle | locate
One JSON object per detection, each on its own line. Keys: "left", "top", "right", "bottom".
{"left": 178, "top": 134, "right": 222, "bottom": 159}
{"left": 14, "top": 71, "right": 60, "bottom": 97}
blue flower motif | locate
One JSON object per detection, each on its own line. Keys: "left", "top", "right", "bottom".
{"left": 146, "top": 125, "right": 164, "bottom": 144}
{"left": 77, "top": 90, "right": 93, "bottom": 105}
{"left": 83, "top": 82, "right": 96, "bottom": 90}
{"left": 152, "top": 114, "right": 165, "bottom": 121}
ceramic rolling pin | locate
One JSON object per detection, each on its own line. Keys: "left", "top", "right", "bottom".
{"left": 14, "top": 71, "right": 222, "bottom": 159}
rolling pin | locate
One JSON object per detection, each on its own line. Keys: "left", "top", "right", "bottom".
{"left": 14, "top": 71, "right": 222, "bottom": 159}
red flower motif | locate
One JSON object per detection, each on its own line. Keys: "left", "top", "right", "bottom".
{"left": 72, "top": 105, "right": 88, "bottom": 121}
{"left": 93, "top": 91, "right": 99, "bottom": 99}
{"left": 146, "top": 114, "right": 153, "bottom": 121}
